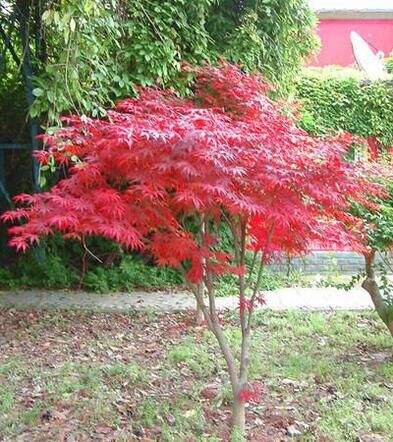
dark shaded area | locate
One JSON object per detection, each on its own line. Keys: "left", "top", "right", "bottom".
{"left": 0, "top": 1, "right": 43, "bottom": 261}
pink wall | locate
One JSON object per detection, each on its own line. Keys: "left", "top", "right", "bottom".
{"left": 311, "top": 19, "right": 393, "bottom": 66}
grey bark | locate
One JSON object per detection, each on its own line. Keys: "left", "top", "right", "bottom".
{"left": 362, "top": 251, "right": 393, "bottom": 338}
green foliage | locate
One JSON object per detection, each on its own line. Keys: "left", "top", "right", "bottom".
{"left": 215, "top": 265, "right": 307, "bottom": 297}
{"left": 0, "top": 253, "right": 78, "bottom": 289}
{"left": 350, "top": 180, "right": 393, "bottom": 319}
{"left": 0, "top": 245, "right": 182, "bottom": 292}
{"left": 0, "top": 228, "right": 183, "bottom": 291}
{"left": 296, "top": 68, "right": 393, "bottom": 318}
{"left": 0, "top": 385, "right": 15, "bottom": 416}
{"left": 30, "top": 0, "right": 135, "bottom": 123}
{"left": 29, "top": 0, "right": 214, "bottom": 124}
{"left": 0, "top": 62, "right": 27, "bottom": 143}
{"left": 385, "top": 57, "right": 393, "bottom": 74}
{"left": 375, "top": 259, "right": 393, "bottom": 322}
{"left": 83, "top": 255, "right": 182, "bottom": 293}
{"left": 167, "top": 338, "right": 214, "bottom": 376}
{"left": 345, "top": 177, "right": 393, "bottom": 318}
{"left": 2, "top": 0, "right": 317, "bottom": 128}
{"left": 230, "top": 428, "right": 247, "bottom": 442}
{"left": 102, "top": 362, "right": 148, "bottom": 386}
{"left": 122, "top": 0, "right": 212, "bottom": 87}
{"left": 295, "top": 67, "right": 393, "bottom": 147}
{"left": 352, "top": 181, "right": 393, "bottom": 252}
{"left": 208, "top": 0, "right": 318, "bottom": 92}
{"left": 1, "top": 236, "right": 354, "bottom": 293}
{"left": 28, "top": 0, "right": 214, "bottom": 124}
{"left": 222, "top": 11, "right": 264, "bottom": 73}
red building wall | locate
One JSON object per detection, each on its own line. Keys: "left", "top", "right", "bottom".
{"left": 311, "top": 19, "right": 393, "bottom": 66}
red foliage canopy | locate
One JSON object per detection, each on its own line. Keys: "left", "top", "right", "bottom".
{"left": 2, "top": 63, "right": 383, "bottom": 281}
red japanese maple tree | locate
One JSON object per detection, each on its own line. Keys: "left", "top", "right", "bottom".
{"left": 2, "top": 63, "right": 384, "bottom": 434}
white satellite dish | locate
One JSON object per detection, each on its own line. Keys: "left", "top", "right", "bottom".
{"left": 350, "top": 31, "right": 387, "bottom": 81}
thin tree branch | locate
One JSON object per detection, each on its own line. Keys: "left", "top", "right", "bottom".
{"left": 82, "top": 236, "right": 103, "bottom": 263}
{"left": 178, "top": 261, "right": 239, "bottom": 385}
{"left": 0, "top": 22, "right": 21, "bottom": 67}
{"left": 238, "top": 220, "right": 247, "bottom": 333}
{"left": 246, "top": 223, "right": 275, "bottom": 334}
{"left": 378, "top": 251, "right": 393, "bottom": 274}
{"left": 176, "top": 263, "right": 212, "bottom": 325}
{"left": 222, "top": 210, "right": 240, "bottom": 264}
{"left": 238, "top": 220, "right": 250, "bottom": 382}
{"left": 245, "top": 248, "right": 259, "bottom": 289}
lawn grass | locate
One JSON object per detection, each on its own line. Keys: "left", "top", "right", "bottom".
{"left": 0, "top": 308, "right": 392, "bottom": 441}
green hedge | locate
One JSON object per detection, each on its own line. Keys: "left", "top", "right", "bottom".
{"left": 295, "top": 67, "right": 393, "bottom": 147}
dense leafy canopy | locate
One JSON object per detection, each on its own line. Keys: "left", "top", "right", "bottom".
{"left": 1, "top": 0, "right": 317, "bottom": 127}
{"left": 208, "top": 0, "right": 318, "bottom": 87}
{"left": 3, "top": 63, "right": 382, "bottom": 265}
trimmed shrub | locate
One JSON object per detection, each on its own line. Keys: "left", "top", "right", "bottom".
{"left": 295, "top": 67, "right": 393, "bottom": 147}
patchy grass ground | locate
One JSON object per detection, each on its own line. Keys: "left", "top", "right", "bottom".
{"left": 0, "top": 308, "right": 392, "bottom": 442}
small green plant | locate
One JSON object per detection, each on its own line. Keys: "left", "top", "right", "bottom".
{"left": 102, "top": 362, "right": 148, "bottom": 386}
{"left": 385, "top": 57, "right": 393, "bottom": 74}
{"left": 138, "top": 397, "right": 157, "bottom": 428}
{"left": 20, "top": 403, "right": 44, "bottom": 426}
{"left": 376, "top": 260, "right": 393, "bottom": 311}
{"left": 168, "top": 338, "right": 214, "bottom": 377}
{"left": 0, "top": 386, "right": 15, "bottom": 416}
{"left": 313, "top": 254, "right": 356, "bottom": 289}
{"left": 231, "top": 427, "right": 247, "bottom": 442}
{"left": 55, "top": 363, "right": 103, "bottom": 396}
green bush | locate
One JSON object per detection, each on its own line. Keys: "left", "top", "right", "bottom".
{"left": 0, "top": 233, "right": 182, "bottom": 292}
{"left": 295, "top": 67, "right": 393, "bottom": 147}
{"left": 83, "top": 255, "right": 182, "bottom": 293}
{"left": 0, "top": 253, "right": 78, "bottom": 289}
{"left": 0, "top": 247, "right": 182, "bottom": 293}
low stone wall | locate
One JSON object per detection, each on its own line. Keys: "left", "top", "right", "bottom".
{"left": 268, "top": 252, "right": 378, "bottom": 275}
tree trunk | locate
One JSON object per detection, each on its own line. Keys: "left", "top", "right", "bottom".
{"left": 195, "top": 283, "right": 204, "bottom": 324}
{"left": 203, "top": 302, "right": 246, "bottom": 436}
{"left": 195, "top": 302, "right": 204, "bottom": 324}
{"left": 232, "top": 396, "right": 246, "bottom": 435}
{"left": 362, "top": 251, "right": 393, "bottom": 338}
{"left": 233, "top": 331, "right": 249, "bottom": 436}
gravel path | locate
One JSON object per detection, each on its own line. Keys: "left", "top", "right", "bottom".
{"left": 0, "top": 287, "right": 374, "bottom": 312}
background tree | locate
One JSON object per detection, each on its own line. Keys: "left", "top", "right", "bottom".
{"left": 295, "top": 67, "right": 393, "bottom": 337}
{"left": 351, "top": 178, "right": 393, "bottom": 337}
{"left": 2, "top": 63, "right": 383, "bottom": 435}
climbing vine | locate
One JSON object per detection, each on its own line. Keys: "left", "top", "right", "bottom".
{"left": 295, "top": 67, "right": 393, "bottom": 148}
{"left": 1, "top": 0, "right": 317, "bottom": 127}
{"left": 29, "top": 0, "right": 214, "bottom": 124}
{"left": 208, "top": 0, "right": 318, "bottom": 92}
